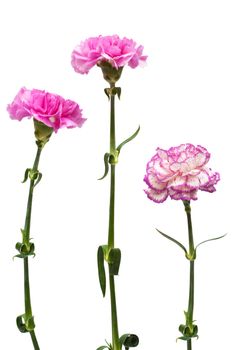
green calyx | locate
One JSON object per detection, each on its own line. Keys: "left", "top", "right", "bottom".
{"left": 98, "top": 61, "right": 123, "bottom": 84}
{"left": 33, "top": 119, "right": 53, "bottom": 146}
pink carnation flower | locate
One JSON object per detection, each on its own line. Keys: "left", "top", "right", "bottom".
{"left": 7, "top": 87, "right": 86, "bottom": 132}
{"left": 71, "top": 35, "right": 147, "bottom": 74}
{"left": 144, "top": 144, "right": 220, "bottom": 203}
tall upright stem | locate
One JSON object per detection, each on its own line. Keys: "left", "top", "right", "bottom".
{"left": 107, "top": 83, "right": 120, "bottom": 350}
{"left": 183, "top": 200, "right": 195, "bottom": 350}
{"left": 21, "top": 144, "right": 43, "bottom": 350}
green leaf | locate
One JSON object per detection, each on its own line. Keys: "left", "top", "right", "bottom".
{"left": 22, "top": 168, "right": 30, "bottom": 183}
{"left": 25, "top": 316, "right": 35, "bottom": 331}
{"left": 98, "top": 153, "right": 110, "bottom": 180}
{"left": 33, "top": 172, "right": 42, "bottom": 188}
{"left": 16, "top": 315, "right": 28, "bottom": 333}
{"left": 108, "top": 248, "right": 121, "bottom": 275}
{"left": 195, "top": 234, "right": 227, "bottom": 251}
{"left": 156, "top": 229, "right": 187, "bottom": 255}
{"left": 116, "top": 126, "right": 140, "bottom": 155}
{"left": 115, "top": 87, "right": 121, "bottom": 99}
{"left": 104, "top": 88, "right": 111, "bottom": 100}
{"left": 96, "top": 346, "right": 109, "bottom": 350}
{"left": 120, "top": 334, "right": 139, "bottom": 348}
{"left": 97, "top": 245, "right": 108, "bottom": 296}
{"left": 14, "top": 242, "right": 35, "bottom": 259}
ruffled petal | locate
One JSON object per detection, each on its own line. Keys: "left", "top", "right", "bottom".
{"left": 144, "top": 188, "right": 168, "bottom": 203}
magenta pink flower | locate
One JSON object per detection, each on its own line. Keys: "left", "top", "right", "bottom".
{"left": 144, "top": 144, "right": 220, "bottom": 203}
{"left": 7, "top": 87, "right": 86, "bottom": 132}
{"left": 71, "top": 35, "right": 147, "bottom": 74}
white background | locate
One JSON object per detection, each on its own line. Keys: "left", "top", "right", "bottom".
{"left": 0, "top": 0, "right": 232, "bottom": 349}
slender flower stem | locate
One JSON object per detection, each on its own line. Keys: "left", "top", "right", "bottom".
{"left": 187, "top": 339, "right": 192, "bottom": 350}
{"left": 30, "top": 330, "right": 40, "bottom": 349}
{"left": 108, "top": 164, "right": 115, "bottom": 250}
{"left": 24, "top": 146, "right": 42, "bottom": 242}
{"left": 183, "top": 200, "right": 195, "bottom": 350}
{"left": 107, "top": 83, "right": 120, "bottom": 350}
{"left": 20, "top": 144, "right": 43, "bottom": 350}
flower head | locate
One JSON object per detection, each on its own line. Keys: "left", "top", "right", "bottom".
{"left": 7, "top": 87, "right": 86, "bottom": 133}
{"left": 144, "top": 144, "right": 220, "bottom": 203}
{"left": 71, "top": 35, "right": 147, "bottom": 78}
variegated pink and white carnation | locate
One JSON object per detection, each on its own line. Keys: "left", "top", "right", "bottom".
{"left": 144, "top": 144, "right": 220, "bottom": 203}
{"left": 71, "top": 35, "right": 147, "bottom": 74}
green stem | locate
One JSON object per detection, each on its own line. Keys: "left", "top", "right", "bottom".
{"left": 187, "top": 261, "right": 195, "bottom": 326}
{"left": 22, "top": 144, "right": 43, "bottom": 349}
{"left": 107, "top": 83, "right": 120, "bottom": 350}
{"left": 183, "top": 200, "right": 195, "bottom": 350}
{"left": 110, "top": 83, "right": 116, "bottom": 153}
{"left": 109, "top": 273, "right": 120, "bottom": 350}
{"left": 24, "top": 258, "right": 32, "bottom": 319}
{"left": 108, "top": 164, "right": 115, "bottom": 249}
{"left": 24, "top": 146, "right": 42, "bottom": 243}
{"left": 30, "top": 331, "right": 40, "bottom": 350}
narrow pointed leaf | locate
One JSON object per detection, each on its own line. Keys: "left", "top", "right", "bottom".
{"left": 33, "top": 172, "right": 42, "bottom": 188}
{"left": 116, "top": 126, "right": 140, "bottom": 154}
{"left": 109, "top": 248, "right": 121, "bottom": 275}
{"left": 116, "top": 87, "right": 121, "bottom": 99}
{"left": 97, "top": 346, "right": 109, "bottom": 350}
{"left": 195, "top": 233, "right": 226, "bottom": 250}
{"left": 104, "top": 88, "right": 111, "bottom": 99}
{"left": 22, "top": 168, "right": 30, "bottom": 183}
{"left": 98, "top": 153, "right": 110, "bottom": 180}
{"left": 97, "top": 245, "right": 107, "bottom": 296}
{"left": 156, "top": 228, "right": 187, "bottom": 255}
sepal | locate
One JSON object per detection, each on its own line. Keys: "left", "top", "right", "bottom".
{"left": 98, "top": 60, "right": 123, "bottom": 84}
